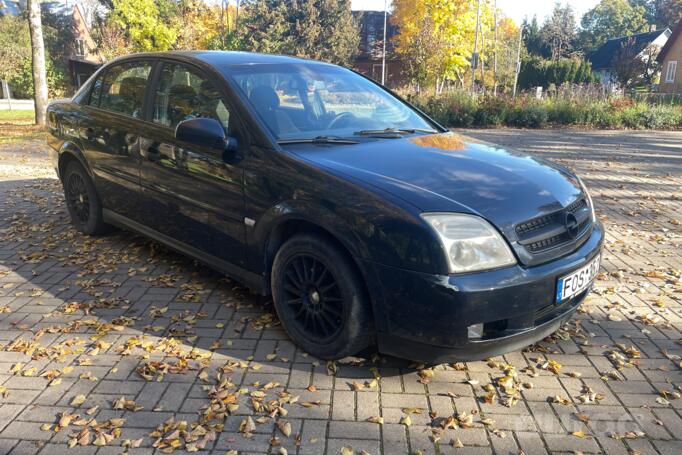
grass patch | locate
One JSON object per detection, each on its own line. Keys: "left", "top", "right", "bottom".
{"left": 0, "top": 109, "right": 45, "bottom": 144}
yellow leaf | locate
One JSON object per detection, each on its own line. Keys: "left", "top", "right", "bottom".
{"left": 71, "top": 394, "right": 87, "bottom": 407}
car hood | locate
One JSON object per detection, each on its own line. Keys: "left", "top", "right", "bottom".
{"left": 291, "top": 132, "right": 583, "bottom": 231}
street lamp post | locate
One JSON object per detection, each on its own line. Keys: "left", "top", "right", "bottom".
{"left": 512, "top": 26, "right": 524, "bottom": 97}
{"left": 381, "top": 0, "right": 387, "bottom": 85}
{"left": 470, "top": 0, "right": 482, "bottom": 93}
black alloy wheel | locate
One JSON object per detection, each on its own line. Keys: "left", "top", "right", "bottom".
{"left": 65, "top": 171, "right": 90, "bottom": 224}
{"left": 62, "top": 161, "right": 107, "bottom": 235}
{"left": 281, "top": 254, "right": 345, "bottom": 343}
{"left": 272, "top": 233, "right": 374, "bottom": 359}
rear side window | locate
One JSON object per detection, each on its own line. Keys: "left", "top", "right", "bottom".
{"left": 98, "top": 62, "right": 152, "bottom": 118}
{"left": 152, "top": 63, "right": 230, "bottom": 130}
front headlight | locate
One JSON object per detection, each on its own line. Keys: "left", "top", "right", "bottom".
{"left": 421, "top": 213, "right": 517, "bottom": 273}
{"left": 578, "top": 177, "right": 596, "bottom": 222}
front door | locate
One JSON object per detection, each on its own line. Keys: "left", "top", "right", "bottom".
{"left": 78, "top": 60, "right": 153, "bottom": 221}
{"left": 138, "top": 61, "right": 246, "bottom": 267}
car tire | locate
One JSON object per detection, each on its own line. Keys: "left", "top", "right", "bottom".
{"left": 62, "top": 161, "right": 108, "bottom": 235}
{"left": 271, "top": 233, "right": 374, "bottom": 359}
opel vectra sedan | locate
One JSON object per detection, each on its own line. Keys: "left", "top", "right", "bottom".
{"left": 46, "top": 52, "right": 603, "bottom": 362}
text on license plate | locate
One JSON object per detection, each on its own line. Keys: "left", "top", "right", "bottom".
{"left": 556, "top": 254, "right": 600, "bottom": 303}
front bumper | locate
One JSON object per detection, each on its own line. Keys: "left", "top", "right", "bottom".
{"left": 364, "top": 221, "right": 604, "bottom": 363}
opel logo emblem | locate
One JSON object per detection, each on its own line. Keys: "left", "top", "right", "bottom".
{"left": 564, "top": 213, "right": 579, "bottom": 238}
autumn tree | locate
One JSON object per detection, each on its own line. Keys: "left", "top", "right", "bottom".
{"left": 171, "top": 0, "right": 237, "bottom": 50}
{"left": 393, "top": 0, "right": 494, "bottom": 91}
{"left": 92, "top": 17, "right": 130, "bottom": 61}
{"left": 494, "top": 18, "right": 522, "bottom": 92}
{"left": 239, "top": 0, "right": 359, "bottom": 66}
{"left": 579, "top": 0, "right": 648, "bottom": 51}
{"left": 109, "top": 0, "right": 176, "bottom": 52}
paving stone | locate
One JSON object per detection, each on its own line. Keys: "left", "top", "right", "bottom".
{"left": 543, "top": 433, "right": 601, "bottom": 453}
{"left": 3, "top": 130, "right": 682, "bottom": 454}
{"left": 328, "top": 421, "right": 380, "bottom": 440}
{"left": 326, "top": 438, "right": 381, "bottom": 455}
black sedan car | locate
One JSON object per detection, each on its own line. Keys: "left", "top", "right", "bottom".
{"left": 46, "top": 51, "right": 603, "bottom": 362}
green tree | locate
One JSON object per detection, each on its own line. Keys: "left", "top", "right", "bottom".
{"left": 579, "top": 0, "right": 648, "bottom": 51}
{"left": 0, "top": 10, "right": 69, "bottom": 99}
{"left": 540, "top": 3, "right": 577, "bottom": 60}
{"left": 109, "top": 0, "right": 176, "bottom": 51}
{"left": 239, "top": 0, "right": 359, "bottom": 66}
{"left": 630, "top": 0, "right": 682, "bottom": 30}
{"left": 0, "top": 15, "right": 30, "bottom": 84}
{"left": 9, "top": 53, "right": 67, "bottom": 99}
{"left": 518, "top": 57, "right": 594, "bottom": 89}
{"left": 522, "top": 15, "right": 549, "bottom": 58}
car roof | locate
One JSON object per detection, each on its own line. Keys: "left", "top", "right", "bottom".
{"left": 109, "top": 51, "right": 332, "bottom": 68}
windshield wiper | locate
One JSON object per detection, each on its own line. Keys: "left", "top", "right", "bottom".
{"left": 354, "top": 128, "right": 438, "bottom": 136}
{"left": 278, "top": 135, "right": 359, "bottom": 145}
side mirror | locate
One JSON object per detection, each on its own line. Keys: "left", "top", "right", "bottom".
{"left": 175, "top": 118, "right": 227, "bottom": 150}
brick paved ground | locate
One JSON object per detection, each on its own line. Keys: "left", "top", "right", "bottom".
{"left": 0, "top": 129, "right": 681, "bottom": 455}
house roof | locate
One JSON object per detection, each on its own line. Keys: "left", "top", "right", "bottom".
{"left": 588, "top": 29, "right": 670, "bottom": 71}
{"left": 657, "top": 19, "right": 682, "bottom": 63}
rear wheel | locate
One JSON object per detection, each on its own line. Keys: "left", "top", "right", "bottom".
{"left": 271, "top": 233, "right": 374, "bottom": 359}
{"left": 63, "top": 161, "right": 107, "bottom": 235}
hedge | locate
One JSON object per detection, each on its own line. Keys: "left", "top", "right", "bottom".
{"left": 407, "top": 92, "right": 682, "bottom": 130}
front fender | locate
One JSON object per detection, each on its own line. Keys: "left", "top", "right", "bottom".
{"left": 253, "top": 199, "right": 371, "bottom": 262}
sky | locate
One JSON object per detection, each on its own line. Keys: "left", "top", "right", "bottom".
{"left": 350, "top": 0, "right": 602, "bottom": 25}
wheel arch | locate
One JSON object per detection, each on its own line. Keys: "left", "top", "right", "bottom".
{"left": 57, "top": 141, "right": 93, "bottom": 182}
{"left": 263, "top": 214, "right": 386, "bottom": 339}
{"left": 258, "top": 206, "right": 383, "bottom": 322}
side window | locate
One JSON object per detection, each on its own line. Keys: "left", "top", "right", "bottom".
{"left": 152, "top": 63, "right": 230, "bottom": 131}
{"left": 98, "top": 62, "right": 152, "bottom": 118}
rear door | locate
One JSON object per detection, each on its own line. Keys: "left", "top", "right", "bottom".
{"left": 138, "top": 61, "right": 246, "bottom": 266}
{"left": 79, "top": 60, "right": 153, "bottom": 220}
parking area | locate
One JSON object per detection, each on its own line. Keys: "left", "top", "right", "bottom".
{"left": 0, "top": 129, "right": 681, "bottom": 455}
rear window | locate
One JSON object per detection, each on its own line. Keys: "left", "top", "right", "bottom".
{"left": 97, "top": 62, "right": 152, "bottom": 118}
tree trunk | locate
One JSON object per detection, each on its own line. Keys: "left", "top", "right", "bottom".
{"left": 27, "top": 0, "right": 48, "bottom": 126}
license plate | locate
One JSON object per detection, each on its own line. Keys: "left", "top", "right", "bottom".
{"left": 556, "top": 254, "right": 600, "bottom": 303}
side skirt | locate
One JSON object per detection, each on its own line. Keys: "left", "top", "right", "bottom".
{"left": 103, "top": 209, "right": 267, "bottom": 295}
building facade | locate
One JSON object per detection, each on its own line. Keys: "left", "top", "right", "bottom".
{"left": 352, "top": 10, "right": 406, "bottom": 87}
{"left": 588, "top": 29, "right": 671, "bottom": 89}
{"left": 657, "top": 20, "right": 682, "bottom": 94}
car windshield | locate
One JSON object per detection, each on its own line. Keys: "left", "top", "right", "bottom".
{"left": 227, "top": 63, "right": 436, "bottom": 141}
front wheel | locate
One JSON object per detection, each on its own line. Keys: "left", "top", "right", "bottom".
{"left": 271, "top": 234, "right": 374, "bottom": 359}
{"left": 62, "top": 161, "right": 108, "bottom": 235}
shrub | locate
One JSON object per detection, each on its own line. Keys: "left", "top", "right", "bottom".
{"left": 474, "top": 96, "right": 508, "bottom": 127}
{"left": 407, "top": 89, "right": 682, "bottom": 129}
{"left": 507, "top": 103, "right": 548, "bottom": 128}
{"left": 408, "top": 90, "right": 681, "bottom": 130}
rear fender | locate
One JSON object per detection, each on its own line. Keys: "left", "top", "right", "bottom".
{"left": 57, "top": 141, "right": 93, "bottom": 181}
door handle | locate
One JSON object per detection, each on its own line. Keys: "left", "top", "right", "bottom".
{"left": 84, "top": 127, "right": 95, "bottom": 141}
{"left": 143, "top": 146, "right": 161, "bottom": 162}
